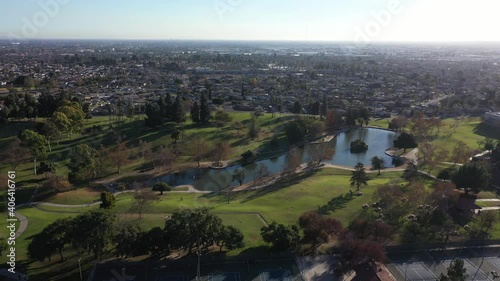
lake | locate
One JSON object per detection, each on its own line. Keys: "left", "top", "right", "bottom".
{"left": 159, "top": 127, "right": 399, "bottom": 191}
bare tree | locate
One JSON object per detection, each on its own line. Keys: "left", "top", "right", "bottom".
{"left": 108, "top": 142, "right": 130, "bottom": 173}
{"left": 211, "top": 142, "right": 232, "bottom": 167}
{"left": 254, "top": 163, "right": 271, "bottom": 186}
{"left": 190, "top": 137, "right": 210, "bottom": 167}
{"left": 2, "top": 139, "right": 29, "bottom": 170}
{"left": 309, "top": 142, "right": 335, "bottom": 166}
{"left": 130, "top": 187, "right": 159, "bottom": 219}
{"left": 282, "top": 146, "right": 303, "bottom": 177}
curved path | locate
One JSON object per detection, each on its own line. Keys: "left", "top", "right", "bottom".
{"left": 14, "top": 212, "right": 28, "bottom": 238}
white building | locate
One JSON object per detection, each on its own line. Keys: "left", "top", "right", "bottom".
{"left": 485, "top": 112, "right": 500, "bottom": 127}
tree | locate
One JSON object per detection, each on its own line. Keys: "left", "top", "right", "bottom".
{"left": 37, "top": 91, "right": 58, "bottom": 118}
{"left": 172, "top": 94, "right": 186, "bottom": 123}
{"left": 232, "top": 169, "right": 245, "bottom": 186}
{"left": 131, "top": 188, "right": 159, "bottom": 218}
{"left": 199, "top": 92, "right": 211, "bottom": 123}
{"left": 393, "top": 132, "right": 418, "bottom": 152}
{"left": 108, "top": 142, "right": 129, "bottom": 173}
{"left": 189, "top": 137, "right": 210, "bottom": 167}
{"left": 145, "top": 102, "right": 163, "bottom": 127}
{"left": 37, "top": 161, "right": 57, "bottom": 178}
{"left": 214, "top": 225, "right": 245, "bottom": 252}
{"left": 451, "top": 141, "right": 471, "bottom": 166}
{"left": 2, "top": 139, "right": 28, "bottom": 170}
{"left": 56, "top": 102, "right": 85, "bottom": 135}
{"left": 28, "top": 218, "right": 73, "bottom": 262}
{"left": 260, "top": 222, "right": 300, "bottom": 251}
{"left": 50, "top": 111, "right": 71, "bottom": 141}
{"left": 18, "top": 129, "right": 48, "bottom": 175}
{"left": 338, "top": 238, "right": 386, "bottom": 271}
{"left": 350, "top": 139, "right": 368, "bottom": 153}
{"left": 211, "top": 142, "right": 232, "bottom": 167}
{"left": 309, "top": 142, "right": 335, "bottom": 166}
{"left": 213, "top": 110, "right": 232, "bottom": 128}
{"left": 115, "top": 225, "right": 147, "bottom": 258}
{"left": 190, "top": 101, "right": 201, "bottom": 123}
{"left": 248, "top": 116, "right": 260, "bottom": 140}
{"left": 68, "top": 144, "right": 97, "bottom": 183}
{"left": 451, "top": 162, "right": 490, "bottom": 194}
{"left": 282, "top": 146, "right": 302, "bottom": 176}
{"left": 171, "top": 128, "right": 182, "bottom": 144}
{"left": 100, "top": 192, "right": 115, "bottom": 209}
{"left": 325, "top": 110, "right": 339, "bottom": 130}
{"left": 165, "top": 208, "right": 224, "bottom": 253}
{"left": 438, "top": 259, "right": 467, "bottom": 281}
{"left": 371, "top": 156, "right": 386, "bottom": 175}
{"left": 350, "top": 163, "right": 368, "bottom": 191}
{"left": 285, "top": 119, "right": 308, "bottom": 144}
{"left": 292, "top": 101, "right": 302, "bottom": 114}
{"left": 321, "top": 93, "right": 328, "bottom": 120}
{"left": 254, "top": 163, "right": 270, "bottom": 186}
{"left": 38, "top": 120, "right": 60, "bottom": 152}
{"left": 70, "top": 210, "right": 116, "bottom": 260}
{"left": 299, "top": 211, "right": 343, "bottom": 246}
{"left": 466, "top": 211, "right": 498, "bottom": 240}
{"left": 152, "top": 182, "right": 171, "bottom": 195}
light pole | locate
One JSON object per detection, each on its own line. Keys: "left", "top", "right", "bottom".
{"left": 404, "top": 263, "right": 409, "bottom": 281}
{"left": 78, "top": 257, "right": 83, "bottom": 281}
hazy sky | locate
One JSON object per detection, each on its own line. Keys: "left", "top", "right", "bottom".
{"left": 1, "top": 0, "right": 499, "bottom": 42}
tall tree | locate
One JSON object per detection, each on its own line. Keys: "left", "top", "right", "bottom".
{"left": 152, "top": 182, "right": 171, "bottom": 195}
{"left": 2, "top": 139, "right": 29, "bottom": 170}
{"left": 211, "top": 142, "right": 232, "bottom": 167}
{"left": 131, "top": 188, "right": 159, "bottom": 219}
{"left": 370, "top": 156, "right": 386, "bottom": 176}
{"left": 232, "top": 169, "right": 246, "bottom": 186}
{"left": 68, "top": 144, "right": 97, "bottom": 183}
{"left": 189, "top": 137, "right": 210, "bottom": 167}
{"left": 108, "top": 142, "right": 129, "bottom": 174}
{"left": 190, "top": 101, "right": 201, "bottom": 123}
{"left": 70, "top": 210, "right": 116, "bottom": 260}
{"left": 292, "top": 101, "right": 302, "bottom": 114}
{"left": 214, "top": 225, "right": 245, "bottom": 252}
{"left": 321, "top": 93, "right": 328, "bottom": 120}
{"left": 18, "top": 130, "right": 48, "bottom": 175}
{"left": 172, "top": 94, "right": 186, "bottom": 123}
{"left": 438, "top": 259, "right": 467, "bottom": 281}
{"left": 99, "top": 192, "right": 116, "bottom": 209}
{"left": 393, "top": 133, "right": 418, "bottom": 152}
{"left": 28, "top": 218, "right": 73, "bottom": 262}
{"left": 199, "top": 92, "right": 211, "bottom": 123}
{"left": 260, "top": 222, "right": 300, "bottom": 251}
{"left": 350, "top": 163, "right": 369, "bottom": 191}
{"left": 451, "top": 162, "right": 490, "bottom": 194}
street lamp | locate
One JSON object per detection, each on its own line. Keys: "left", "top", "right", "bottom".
{"left": 78, "top": 257, "right": 83, "bottom": 281}
{"left": 404, "top": 263, "right": 409, "bottom": 281}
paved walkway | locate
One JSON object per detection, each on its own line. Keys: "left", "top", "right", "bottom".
{"left": 14, "top": 212, "right": 28, "bottom": 238}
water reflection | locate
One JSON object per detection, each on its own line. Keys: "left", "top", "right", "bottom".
{"left": 159, "top": 128, "right": 398, "bottom": 191}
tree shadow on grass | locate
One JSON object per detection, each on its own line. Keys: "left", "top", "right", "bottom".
{"left": 239, "top": 169, "right": 320, "bottom": 203}
{"left": 317, "top": 192, "right": 355, "bottom": 215}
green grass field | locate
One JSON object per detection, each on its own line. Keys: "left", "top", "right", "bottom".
{"left": 0, "top": 113, "right": 294, "bottom": 193}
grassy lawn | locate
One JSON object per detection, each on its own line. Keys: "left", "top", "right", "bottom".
{"left": 0, "top": 113, "right": 294, "bottom": 192}
{"left": 41, "top": 186, "right": 104, "bottom": 205}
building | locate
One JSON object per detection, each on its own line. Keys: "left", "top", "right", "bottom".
{"left": 485, "top": 112, "right": 500, "bottom": 127}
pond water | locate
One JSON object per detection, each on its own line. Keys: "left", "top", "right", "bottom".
{"left": 158, "top": 128, "right": 398, "bottom": 191}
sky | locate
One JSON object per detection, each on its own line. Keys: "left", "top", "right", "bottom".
{"left": 1, "top": 0, "right": 500, "bottom": 42}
